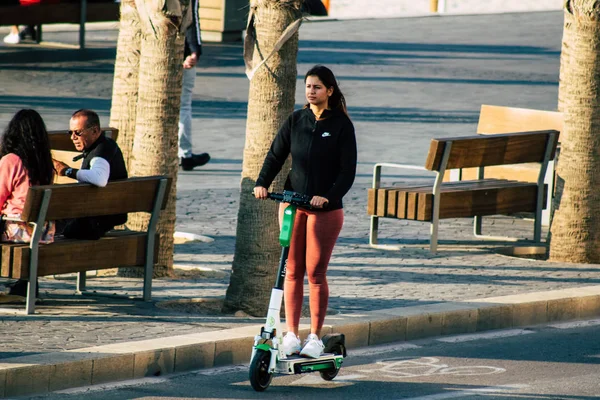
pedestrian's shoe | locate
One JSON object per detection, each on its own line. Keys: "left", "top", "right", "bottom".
{"left": 181, "top": 152, "right": 210, "bottom": 171}
{"left": 3, "top": 33, "right": 20, "bottom": 44}
{"left": 281, "top": 332, "right": 302, "bottom": 356}
{"left": 300, "top": 333, "right": 324, "bottom": 358}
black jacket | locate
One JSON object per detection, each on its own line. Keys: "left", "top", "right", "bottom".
{"left": 256, "top": 107, "right": 357, "bottom": 211}
{"left": 184, "top": 0, "right": 202, "bottom": 58}
{"left": 81, "top": 135, "right": 128, "bottom": 229}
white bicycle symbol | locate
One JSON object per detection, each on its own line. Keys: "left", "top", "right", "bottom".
{"left": 360, "top": 357, "right": 505, "bottom": 378}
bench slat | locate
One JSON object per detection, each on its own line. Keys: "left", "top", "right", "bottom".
{"left": 0, "top": 245, "right": 16, "bottom": 278}
{"left": 21, "top": 176, "right": 171, "bottom": 222}
{"left": 425, "top": 130, "right": 559, "bottom": 171}
{"left": 10, "top": 233, "right": 158, "bottom": 279}
{"left": 437, "top": 185, "right": 543, "bottom": 220}
{"left": 477, "top": 105, "right": 563, "bottom": 135}
{"left": 368, "top": 180, "right": 545, "bottom": 221}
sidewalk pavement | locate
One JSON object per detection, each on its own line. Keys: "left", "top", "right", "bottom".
{"left": 0, "top": 7, "right": 596, "bottom": 399}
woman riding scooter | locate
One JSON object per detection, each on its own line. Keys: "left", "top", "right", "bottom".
{"left": 254, "top": 65, "right": 357, "bottom": 358}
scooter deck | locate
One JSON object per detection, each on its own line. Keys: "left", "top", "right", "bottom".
{"left": 275, "top": 353, "right": 343, "bottom": 375}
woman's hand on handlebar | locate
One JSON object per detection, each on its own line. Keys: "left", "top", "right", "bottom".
{"left": 310, "top": 195, "right": 329, "bottom": 209}
{"left": 253, "top": 186, "right": 268, "bottom": 199}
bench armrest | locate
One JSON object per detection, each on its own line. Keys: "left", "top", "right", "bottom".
{"left": 372, "top": 163, "right": 431, "bottom": 188}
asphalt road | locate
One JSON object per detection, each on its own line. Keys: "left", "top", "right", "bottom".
{"left": 30, "top": 319, "right": 600, "bottom": 400}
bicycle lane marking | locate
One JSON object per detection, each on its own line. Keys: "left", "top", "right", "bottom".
{"left": 358, "top": 357, "right": 505, "bottom": 378}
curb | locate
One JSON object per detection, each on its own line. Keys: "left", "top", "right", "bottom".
{"left": 1, "top": 285, "right": 599, "bottom": 397}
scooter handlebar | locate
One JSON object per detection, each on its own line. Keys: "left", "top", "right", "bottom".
{"left": 267, "top": 190, "right": 313, "bottom": 207}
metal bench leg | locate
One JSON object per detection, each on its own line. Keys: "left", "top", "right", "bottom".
{"left": 79, "top": 0, "right": 87, "bottom": 49}
{"left": 36, "top": 24, "right": 42, "bottom": 44}
{"left": 25, "top": 279, "right": 37, "bottom": 315}
{"left": 430, "top": 220, "right": 438, "bottom": 253}
{"left": 473, "top": 215, "right": 482, "bottom": 236}
{"left": 534, "top": 188, "right": 543, "bottom": 243}
{"left": 77, "top": 271, "right": 87, "bottom": 293}
{"left": 143, "top": 178, "right": 167, "bottom": 301}
{"left": 369, "top": 216, "right": 379, "bottom": 246}
{"left": 143, "top": 256, "right": 153, "bottom": 301}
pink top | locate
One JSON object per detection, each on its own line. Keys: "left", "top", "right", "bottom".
{"left": 0, "top": 153, "right": 31, "bottom": 216}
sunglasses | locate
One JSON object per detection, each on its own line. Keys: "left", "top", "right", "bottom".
{"left": 68, "top": 127, "right": 91, "bottom": 137}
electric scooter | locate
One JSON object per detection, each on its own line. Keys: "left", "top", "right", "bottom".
{"left": 249, "top": 190, "right": 347, "bottom": 392}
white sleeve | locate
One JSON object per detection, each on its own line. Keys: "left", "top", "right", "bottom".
{"left": 76, "top": 157, "right": 110, "bottom": 187}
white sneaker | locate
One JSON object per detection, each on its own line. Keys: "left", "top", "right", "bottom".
{"left": 281, "top": 332, "right": 301, "bottom": 356}
{"left": 3, "top": 33, "right": 20, "bottom": 44}
{"left": 300, "top": 333, "right": 324, "bottom": 358}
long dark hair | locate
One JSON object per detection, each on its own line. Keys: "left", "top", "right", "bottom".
{"left": 1, "top": 109, "right": 54, "bottom": 186}
{"left": 304, "top": 65, "right": 348, "bottom": 116}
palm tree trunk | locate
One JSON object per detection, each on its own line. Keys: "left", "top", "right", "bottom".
{"left": 557, "top": 2, "right": 574, "bottom": 114}
{"left": 550, "top": 0, "right": 600, "bottom": 263}
{"left": 109, "top": 0, "right": 141, "bottom": 171}
{"left": 122, "top": 0, "right": 188, "bottom": 277}
{"left": 104, "top": 0, "right": 140, "bottom": 277}
{"left": 223, "top": 0, "right": 302, "bottom": 316}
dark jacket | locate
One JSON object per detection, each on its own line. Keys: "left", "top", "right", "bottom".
{"left": 81, "top": 135, "right": 128, "bottom": 229}
{"left": 184, "top": 0, "right": 202, "bottom": 58}
{"left": 63, "top": 135, "right": 128, "bottom": 240}
{"left": 256, "top": 107, "right": 357, "bottom": 211}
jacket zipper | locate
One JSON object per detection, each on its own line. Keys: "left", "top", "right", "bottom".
{"left": 305, "top": 117, "right": 317, "bottom": 195}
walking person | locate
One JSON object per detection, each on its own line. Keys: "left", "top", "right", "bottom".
{"left": 179, "top": 0, "right": 210, "bottom": 170}
{"left": 253, "top": 65, "right": 357, "bottom": 358}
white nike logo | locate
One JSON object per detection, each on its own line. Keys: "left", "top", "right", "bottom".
{"left": 322, "top": 132, "right": 331, "bottom": 137}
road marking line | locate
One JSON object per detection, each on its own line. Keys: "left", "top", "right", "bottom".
{"left": 549, "top": 319, "right": 600, "bottom": 329}
{"left": 397, "top": 384, "right": 529, "bottom": 400}
{"left": 436, "top": 329, "right": 534, "bottom": 343}
{"left": 350, "top": 343, "right": 421, "bottom": 356}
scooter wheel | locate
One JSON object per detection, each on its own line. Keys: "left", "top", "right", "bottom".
{"left": 249, "top": 349, "right": 273, "bottom": 391}
{"left": 320, "top": 343, "right": 345, "bottom": 381}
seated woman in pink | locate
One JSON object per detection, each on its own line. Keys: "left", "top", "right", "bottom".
{"left": 1, "top": 109, "right": 55, "bottom": 296}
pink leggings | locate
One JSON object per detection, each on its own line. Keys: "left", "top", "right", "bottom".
{"left": 281, "top": 205, "right": 344, "bottom": 334}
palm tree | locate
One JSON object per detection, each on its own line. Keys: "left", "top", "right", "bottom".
{"left": 550, "top": 0, "right": 600, "bottom": 263}
{"left": 110, "top": 0, "right": 190, "bottom": 277}
{"left": 223, "top": 0, "right": 303, "bottom": 315}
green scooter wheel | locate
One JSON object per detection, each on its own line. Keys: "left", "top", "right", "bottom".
{"left": 249, "top": 349, "right": 273, "bottom": 391}
{"left": 320, "top": 343, "right": 345, "bottom": 381}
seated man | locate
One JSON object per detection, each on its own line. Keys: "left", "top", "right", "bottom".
{"left": 53, "top": 109, "right": 128, "bottom": 239}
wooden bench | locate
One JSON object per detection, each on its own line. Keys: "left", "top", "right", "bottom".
{"left": 0, "top": 0, "right": 120, "bottom": 49}
{"left": 367, "top": 130, "right": 560, "bottom": 252}
{"left": 0, "top": 176, "right": 170, "bottom": 314}
{"left": 450, "top": 105, "right": 564, "bottom": 225}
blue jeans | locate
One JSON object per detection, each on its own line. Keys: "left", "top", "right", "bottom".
{"left": 178, "top": 67, "right": 196, "bottom": 158}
